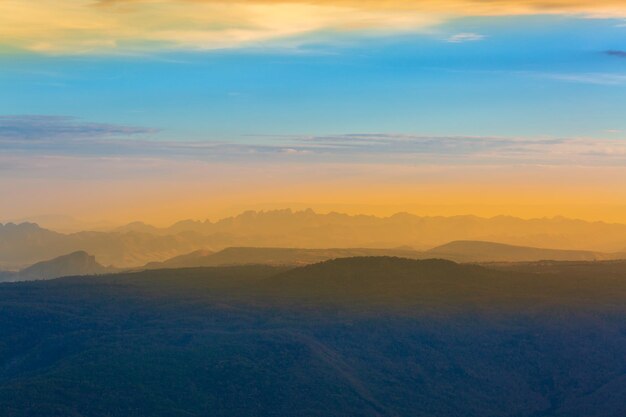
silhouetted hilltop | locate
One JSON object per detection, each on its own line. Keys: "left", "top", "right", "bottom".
{"left": 258, "top": 257, "right": 478, "bottom": 302}
{"left": 0, "top": 251, "right": 117, "bottom": 282}
{"left": 0, "top": 222, "right": 64, "bottom": 268}
{"left": 113, "top": 221, "right": 162, "bottom": 234}
{"left": 426, "top": 240, "right": 606, "bottom": 262}
{"left": 255, "top": 256, "right": 626, "bottom": 307}
{"left": 143, "top": 249, "right": 215, "bottom": 269}
{"left": 144, "top": 247, "right": 423, "bottom": 269}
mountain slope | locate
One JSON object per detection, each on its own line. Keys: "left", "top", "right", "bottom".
{"left": 426, "top": 240, "right": 608, "bottom": 262}
{"left": 256, "top": 257, "right": 484, "bottom": 304}
{"left": 143, "top": 249, "right": 215, "bottom": 269}
{"left": 0, "top": 222, "right": 213, "bottom": 269}
{"left": 143, "top": 241, "right": 620, "bottom": 271}
{"left": 254, "top": 256, "right": 626, "bottom": 308}
{"left": 143, "top": 247, "right": 423, "bottom": 269}
{"left": 0, "top": 251, "right": 117, "bottom": 282}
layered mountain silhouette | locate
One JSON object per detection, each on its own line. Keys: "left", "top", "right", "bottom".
{"left": 0, "top": 251, "right": 116, "bottom": 282}
{"left": 142, "top": 241, "right": 620, "bottom": 271}
{"left": 143, "top": 247, "right": 422, "bottom": 269}
{"left": 130, "top": 209, "right": 626, "bottom": 252}
{"left": 4, "top": 209, "right": 626, "bottom": 269}
{"left": 0, "top": 222, "right": 210, "bottom": 269}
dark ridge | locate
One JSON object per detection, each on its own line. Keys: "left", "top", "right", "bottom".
{"left": 0, "top": 258, "right": 625, "bottom": 416}
{"left": 253, "top": 256, "right": 626, "bottom": 309}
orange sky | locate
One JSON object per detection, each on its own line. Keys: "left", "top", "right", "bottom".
{"left": 4, "top": 159, "right": 626, "bottom": 226}
{"left": 2, "top": 0, "right": 626, "bottom": 227}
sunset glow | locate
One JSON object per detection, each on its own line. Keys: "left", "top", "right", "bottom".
{"left": 2, "top": 0, "right": 626, "bottom": 227}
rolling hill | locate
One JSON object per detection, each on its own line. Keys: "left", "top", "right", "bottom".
{"left": 142, "top": 241, "right": 624, "bottom": 271}
{"left": 0, "top": 257, "right": 624, "bottom": 416}
{"left": 143, "top": 246, "right": 423, "bottom": 269}
{"left": 425, "top": 240, "right": 610, "bottom": 263}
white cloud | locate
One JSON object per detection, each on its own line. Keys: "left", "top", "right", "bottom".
{"left": 4, "top": 116, "right": 626, "bottom": 167}
{"left": 446, "top": 32, "right": 485, "bottom": 43}
{"left": 537, "top": 72, "right": 626, "bottom": 85}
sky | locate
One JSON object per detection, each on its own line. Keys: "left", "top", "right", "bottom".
{"left": 1, "top": 0, "right": 626, "bottom": 226}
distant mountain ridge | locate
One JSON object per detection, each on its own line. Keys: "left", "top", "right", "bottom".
{"left": 143, "top": 247, "right": 423, "bottom": 269}
{"left": 426, "top": 240, "right": 610, "bottom": 262}
{"left": 4, "top": 209, "right": 626, "bottom": 268}
{"left": 0, "top": 222, "right": 210, "bottom": 269}
{"left": 143, "top": 249, "right": 215, "bottom": 269}
{"left": 4, "top": 240, "right": 616, "bottom": 282}
{"left": 118, "top": 209, "right": 626, "bottom": 252}
{"left": 0, "top": 251, "right": 117, "bottom": 283}
{"left": 142, "top": 241, "right": 624, "bottom": 270}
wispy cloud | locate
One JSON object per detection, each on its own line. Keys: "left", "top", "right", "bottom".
{"left": 536, "top": 72, "right": 626, "bottom": 85}
{"left": 0, "top": 115, "right": 156, "bottom": 141}
{"left": 447, "top": 33, "right": 485, "bottom": 43}
{"left": 606, "top": 50, "right": 626, "bottom": 58}
{"left": 282, "top": 133, "right": 626, "bottom": 165}
{"left": 3, "top": 116, "right": 626, "bottom": 166}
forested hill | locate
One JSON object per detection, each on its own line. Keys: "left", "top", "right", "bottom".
{"left": 0, "top": 257, "right": 624, "bottom": 417}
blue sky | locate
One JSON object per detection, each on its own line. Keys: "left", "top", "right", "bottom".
{"left": 1, "top": 7, "right": 626, "bottom": 224}
{"left": 1, "top": 15, "right": 625, "bottom": 144}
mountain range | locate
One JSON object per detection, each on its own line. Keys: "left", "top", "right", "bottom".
{"left": 115, "top": 209, "right": 626, "bottom": 253}
{"left": 3, "top": 209, "right": 626, "bottom": 270}
{"left": 2, "top": 239, "right": 624, "bottom": 283}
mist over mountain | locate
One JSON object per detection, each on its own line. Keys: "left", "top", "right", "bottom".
{"left": 0, "top": 222, "right": 211, "bottom": 269}
{"left": 1, "top": 257, "right": 624, "bottom": 416}
{"left": 3, "top": 238, "right": 612, "bottom": 282}
{"left": 4, "top": 209, "right": 626, "bottom": 269}
{"left": 3, "top": 215, "right": 114, "bottom": 234}
{"left": 123, "top": 209, "right": 626, "bottom": 252}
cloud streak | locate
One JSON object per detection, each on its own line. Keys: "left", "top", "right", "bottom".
{"left": 3, "top": 116, "right": 626, "bottom": 166}
{"left": 536, "top": 72, "right": 626, "bottom": 85}
{"left": 606, "top": 50, "right": 626, "bottom": 58}
{"left": 447, "top": 33, "right": 485, "bottom": 43}
{"left": 0, "top": 115, "right": 156, "bottom": 141}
